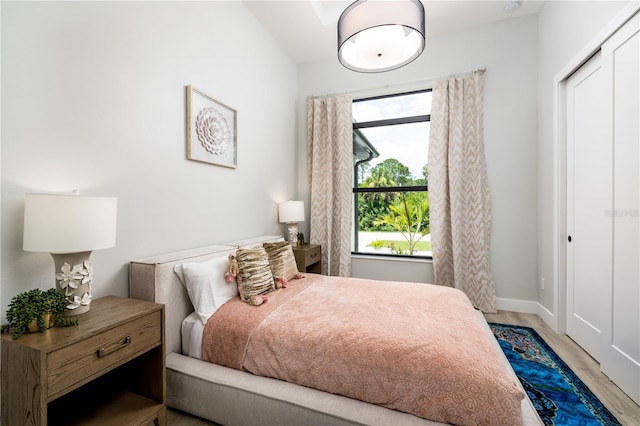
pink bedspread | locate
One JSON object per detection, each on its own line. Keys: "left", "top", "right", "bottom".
{"left": 202, "top": 275, "right": 524, "bottom": 425}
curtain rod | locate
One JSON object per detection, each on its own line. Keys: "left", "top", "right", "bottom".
{"left": 309, "top": 66, "right": 486, "bottom": 100}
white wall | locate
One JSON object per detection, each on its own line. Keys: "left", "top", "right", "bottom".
{"left": 1, "top": 1, "right": 298, "bottom": 319}
{"left": 297, "top": 15, "right": 539, "bottom": 306}
{"left": 536, "top": 1, "right": 633, "bottom": 323}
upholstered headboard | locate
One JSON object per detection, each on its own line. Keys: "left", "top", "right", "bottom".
{"left": 129, "top": 236, "right": 283, "bottom": 354}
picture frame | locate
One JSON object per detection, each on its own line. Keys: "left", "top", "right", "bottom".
{"left": 186, "top": 85, "right": 237, "bottom": 168}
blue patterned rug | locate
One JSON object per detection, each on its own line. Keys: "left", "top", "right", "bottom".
{"left": 489, "top": 323, "right": 621, "bottom": 426}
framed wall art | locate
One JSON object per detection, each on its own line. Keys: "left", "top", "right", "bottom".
{"left": 186, "top": 85, "right": 237, "bottom": 168}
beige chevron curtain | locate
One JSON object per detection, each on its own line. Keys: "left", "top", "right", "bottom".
{"left": 307, "top": 95, "right": 353, "bottom": 276}
{"left": 428, "top": 71, "right": 497, "bottom": 313}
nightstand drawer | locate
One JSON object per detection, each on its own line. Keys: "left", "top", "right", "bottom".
{"left": 292, "top": 244, "right": 322, "bottom": 274}
{"left": 47, "top": 311, "right": 161, "bottom": 399}
{"left": 304, "top": 245, "right": 321, "bottom": 266}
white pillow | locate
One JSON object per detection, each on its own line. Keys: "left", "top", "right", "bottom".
{"left": 174, "top": 256, "right": 238, "bottom": 324}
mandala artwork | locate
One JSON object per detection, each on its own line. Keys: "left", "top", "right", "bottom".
{"left": 195, "top": 107, "right": 231, "bottom": 155}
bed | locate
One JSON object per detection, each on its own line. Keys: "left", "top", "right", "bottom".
{"left": 129, "top": 235, "right": 541, "bottom": 426}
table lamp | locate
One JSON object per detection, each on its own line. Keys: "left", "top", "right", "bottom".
{"left": 23, "top": 192, "right": 118, "bottom": 316}
{"left": 278, "top": 201, "right": 304, "bottom": 245}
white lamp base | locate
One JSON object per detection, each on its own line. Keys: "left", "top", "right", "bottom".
{"left": 286, "top": 223, "right": 299, "bottom": 245}
{"left": 51, "top": 251, "right": 94, "bottom": 316}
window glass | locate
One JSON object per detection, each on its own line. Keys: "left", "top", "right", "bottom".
{"left": 353, "top": 91, "right": 432, "bottom": 123}
{"left": 353, "top": 90, "right": 431, "bottom": 258}
{"left": 355, "top": 122, "right": 429, "bottom": 187}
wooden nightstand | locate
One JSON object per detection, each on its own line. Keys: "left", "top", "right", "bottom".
{"left": 292, "top": 243, "right": 322, "bottom": 274}
{"left": 1, "top": 296, "right": 166, "bottom": 426}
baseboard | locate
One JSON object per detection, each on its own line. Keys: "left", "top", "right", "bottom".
{"left": 536, "top": 303, "right": 558, "bottom": 332}
{"left": 495, "top": 297, "right": 560, "bottom": 333}
{"left": 496, "top": 297, "right": 539, "bottom": 314}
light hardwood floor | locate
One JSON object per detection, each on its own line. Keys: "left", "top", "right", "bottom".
{"left": 169, "top": 310, "right": 640, "bottom": 425}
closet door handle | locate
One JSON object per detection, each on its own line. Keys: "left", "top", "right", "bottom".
{"left": 568, "top": 235, "right": 572, "bottom": 243}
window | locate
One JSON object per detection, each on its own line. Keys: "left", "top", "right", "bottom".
{"left": 352, "top": 89, "right": 432, "bottom": 258}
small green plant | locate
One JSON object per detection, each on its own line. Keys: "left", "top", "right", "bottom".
{"left": 369, "top": 240, "right": 385, "bottom": 249}
{"left": 297, "top": 232, "right": 305, "bottom": 245}
{"left": 42, "top": 288, "right": 66, "bottom": 316}
{"left": 5, "top": 288, "right": 78, "bottom": 339}
{"left": 43, "top": 288, "right": 79, "bottom": 328}
{"left": 5, "top": 289, "right": 42, "bottom": 340}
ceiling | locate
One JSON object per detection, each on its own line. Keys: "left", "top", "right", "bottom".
{"left": 244, "top": 1, "right": 545, "bottom": 64}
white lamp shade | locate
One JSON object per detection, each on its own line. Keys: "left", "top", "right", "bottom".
{"left": 338, "top": 0, "right": 425, "bottom": 73}
{"left": 278, "top": 201, "right": 305, "bottom": 224}
{"left": 23, "top": 193, "right": 118, "bottom": 254}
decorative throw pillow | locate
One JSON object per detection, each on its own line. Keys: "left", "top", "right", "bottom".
{"left": 263, "top": 241, "right": 300, "bottom": 284}
{"left": 235, "top": 246, "right": 276, "bottom": 305}
{"left": 174, "top": 256, "right": 238, "bottom": 324}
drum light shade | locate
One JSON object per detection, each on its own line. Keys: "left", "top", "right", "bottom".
{"left": 23, "top": 193, "right": 117, "bottom": 253}
{"left": 278, "top": 201, "right": 305, "bottom": 224}
{"left": 338, "top": 0, "right": 425, "bottom": 73}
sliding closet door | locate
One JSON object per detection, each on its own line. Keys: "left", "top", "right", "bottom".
{"left": 600, "top": 12, "right": 640, "bottom": 405}
{"left": 565, "top": 52, "right": 610, "bottom": 362}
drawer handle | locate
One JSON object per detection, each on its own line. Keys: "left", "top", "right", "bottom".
{"left": 97, "top": 336, "right": 131, "bottom": 358}
{"left": 310, "top": 253, "right": 317, "bottom": 258}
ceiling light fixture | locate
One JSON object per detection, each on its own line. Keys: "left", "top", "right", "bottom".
{"left": 338, "top": 0, "right": 425, "bottom": 73}
{"left": 504, "top": 1, "right": 521, "bottom": 14}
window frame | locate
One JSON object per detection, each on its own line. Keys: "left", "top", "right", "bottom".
{"left": 352, "top": 89, "right": 432, "bottom": 259}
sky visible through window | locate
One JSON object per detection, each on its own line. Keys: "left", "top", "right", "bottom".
{"left": 352, "top": 91, "right": 431, "bottom": 180}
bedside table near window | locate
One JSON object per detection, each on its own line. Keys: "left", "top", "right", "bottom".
{"left": 292, "top": 243, "right": 322, "bottom": 274}
{"left": 1, "top": 296, "right": 166, "bottom": 426}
